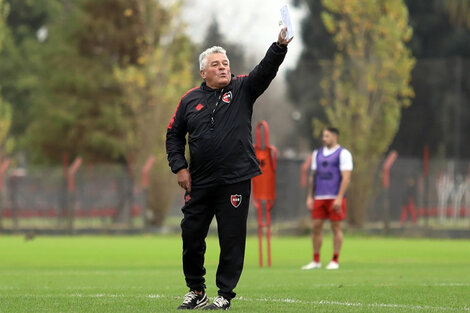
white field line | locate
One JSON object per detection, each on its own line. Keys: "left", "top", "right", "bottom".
{"left": 426, "top": 283, "right": 470, "bottom": 287}
{"left": 262, "top": 282, "right": 470, "bottom": 287}
{"left": 1, "top": 282, "right": 469, "bottom": 291}
{"left": 238, "top": 297, "right": 470, "bottom": 312}
{"left": 1, "top": 293, "right": 468, "bottom": 312}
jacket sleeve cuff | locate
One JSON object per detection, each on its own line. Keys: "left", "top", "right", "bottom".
{"left": 273, "top": 41, "right": 288, "bottom": 53}
{"left": 171, "top": 163, "right": 188, "bottom": 174}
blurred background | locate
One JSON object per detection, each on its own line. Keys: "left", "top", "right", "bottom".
{"left": 0, "top": 0, "right": 469, "bottom": 237}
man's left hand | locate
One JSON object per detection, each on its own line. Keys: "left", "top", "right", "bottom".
{"left": 332, "top": 197, "right": 342, "bottom": 213}
{"left": 278, "top": 27, "right": 293, "bottom": 46}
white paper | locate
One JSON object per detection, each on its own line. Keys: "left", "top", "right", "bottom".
{"left": 280, "top": 4, "right": 294, "bottom": 40}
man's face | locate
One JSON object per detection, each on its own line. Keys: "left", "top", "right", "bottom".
{"left": 200, "top": 53, "right": 231, "bottom": 89}
{"left": 322, "top": 130, "right": 337, "bottom": 148}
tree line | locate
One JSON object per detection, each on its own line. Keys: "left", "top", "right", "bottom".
{"left": 0, "top": 0, "right": 469, "bottom": 227}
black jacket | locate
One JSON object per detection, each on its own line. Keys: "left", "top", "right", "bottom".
{"left": 166, "top": 43, "right": 287, "bottom": 188}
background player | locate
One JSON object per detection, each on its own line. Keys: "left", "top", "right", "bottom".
{"left": 302, "top": 127, "right": 353, "bottom": 270}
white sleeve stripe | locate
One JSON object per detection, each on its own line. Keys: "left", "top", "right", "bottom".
{"left": 310, "top": 150, "right": 318, "bottom": 171}
{"left": 340, "top": 149, "right": 353, "bottom": 171}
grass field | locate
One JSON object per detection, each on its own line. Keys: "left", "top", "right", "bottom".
{"left": 0, "top": 234, "right": 469, "bottom": 313}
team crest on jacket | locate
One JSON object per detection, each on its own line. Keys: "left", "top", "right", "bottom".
{"left": 222, "top": 91, "right": 232, "bottom": 104}
{"left": 230, "top": 194, "right": 242, "bottom": 208}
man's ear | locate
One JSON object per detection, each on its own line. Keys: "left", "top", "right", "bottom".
{"left": 200, "top": 70, "right": 206, "bottom": 80}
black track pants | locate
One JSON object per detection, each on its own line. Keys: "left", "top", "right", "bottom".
{"left": 180, "top": 180, "right": 251, "bottom": 300}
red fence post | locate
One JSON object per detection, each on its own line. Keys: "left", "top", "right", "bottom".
{"left": 423, "top": 145, "right": 430, "bottom": 225}
{"left": 0, "top": 158, "right": 10, "bottom": 191}
{"left": 68, "top": 157, "right": 82, "bottom": 192}
{"left": 66, "top": 157, "right": 82, "bottom": 231}
{"left": 141, "top": 156, "right": 156, "bottom": 231}
{"left": 382, "top": 151, "right": 398, "bottom": 233}
{"left": 0, "top": 159, "right": 10, "bottom": 229}
{"left": 300, "top": 155, "right": 312, "bottom": 188}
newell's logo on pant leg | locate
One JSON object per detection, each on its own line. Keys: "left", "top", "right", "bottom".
{"left": 230, "top": 194, "right": 242, "bottom": 208}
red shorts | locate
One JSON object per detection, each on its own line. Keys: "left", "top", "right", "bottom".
{"left": 312, "top": 198, "right": 347, "bottom": 221}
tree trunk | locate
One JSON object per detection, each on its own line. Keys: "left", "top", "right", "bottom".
{"left": 346, "top": 157, "right": 380, "bottom": 228}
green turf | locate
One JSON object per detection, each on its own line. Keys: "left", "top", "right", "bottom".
{"left": 0, "top": 234, "right": 469, "bottom": 312}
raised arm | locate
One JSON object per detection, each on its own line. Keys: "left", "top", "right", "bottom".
{"left": 245, "top": 27, "right": 293, "bottom": 100}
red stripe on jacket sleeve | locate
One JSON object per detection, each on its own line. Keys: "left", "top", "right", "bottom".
{"left": 167, "top": 86, "right": 199, "bottom": 129}
{"left": 233, "top": 74, "right": 249, "bottom": 80}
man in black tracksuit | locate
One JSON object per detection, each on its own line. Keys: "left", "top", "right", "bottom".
{"left": 166, "top": 27, "right": 292, "bottom": 310}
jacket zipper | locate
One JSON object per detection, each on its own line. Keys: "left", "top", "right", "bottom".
{"left": 210, "top": 88, "right": 224, "bottom": 130}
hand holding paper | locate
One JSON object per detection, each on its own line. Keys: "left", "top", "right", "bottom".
{"left": 278, "top": 27, "right": 293, "bottom": 46}
{"left": 280, "top": 4, "right": 294, "bottom": 41}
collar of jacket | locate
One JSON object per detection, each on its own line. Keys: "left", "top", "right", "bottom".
{"left": 200, "top": 75, "right": 234, "bottom": 92}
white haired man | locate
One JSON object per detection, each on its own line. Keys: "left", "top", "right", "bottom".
{"left": 166, "top": 28, "right": 292, "bottom": 310}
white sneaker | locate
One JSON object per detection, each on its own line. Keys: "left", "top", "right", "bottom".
{"left": 326, "top": 261, "right": 339, "bottom": 270}
{"left": 301, "top": 261, "right": 321, "bottom": 270}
